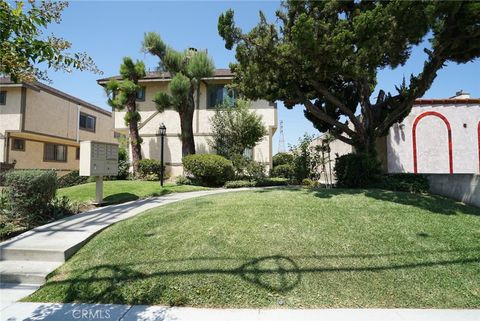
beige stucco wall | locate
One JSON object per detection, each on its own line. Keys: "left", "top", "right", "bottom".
{"left": 0, "top": 87, "right": 23, "bottom": 163}
{"left": 8, "top": 136, "right": 79, "bottom": 171}
{"left": 1, "top": 84, "right": 113, "bottom": 174}
{"left": 387, "top": 104, "right": 480, "bottom": 174}
{"left": 24, "top": 88, "right": 114, "bottom": 143}
{"left": 115, "top": 78, "right": 277, "bottom": 176}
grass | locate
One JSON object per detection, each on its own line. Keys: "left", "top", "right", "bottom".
{"left": 57, "top": 180, "right": 209, "bottom": 204}
{"left": 27, "top": 188, "right": 480, "bottom": 308}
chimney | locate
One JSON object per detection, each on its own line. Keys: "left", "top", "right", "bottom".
{"left": 450, "top": 90, "right": 470, "bottom": 99}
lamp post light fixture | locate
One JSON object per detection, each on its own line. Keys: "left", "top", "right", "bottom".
{"left": 157, "top": 123, "right": 167, "bottom": 187}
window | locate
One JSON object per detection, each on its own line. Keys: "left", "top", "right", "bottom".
{"left": 44, "top": 143, "right": 67, "bottom": 162}
{"left": 79, "top": 113, "right": 96, "bottom": 132}
{"left": 243, "top": 147, "right": 253, "bottom": 160}
{"left": 136, "top": 87, "right": 146, "bottom": 101}
{"left": 76, "top": 147, "right": 80, "bottom": 160}
{"left": 11, "top": 138, "right": 25, "bottom": 151}
{"left": 0, "top": 91, "right": 6, "bottom": 105}
{"left": 207, "top": 85, "right": 237, "bottom": 108}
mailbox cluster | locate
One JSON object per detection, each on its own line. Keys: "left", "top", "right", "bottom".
{"left": 79, "top": 141, "right": 119, "bottom": 177}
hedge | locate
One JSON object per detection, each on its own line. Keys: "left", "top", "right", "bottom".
{"left": 183, "top": 154, "right": 234, "bottom": 186}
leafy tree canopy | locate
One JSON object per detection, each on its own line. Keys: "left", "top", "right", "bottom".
{"left": 209, "top": 99, "right": 268, "bottom": 158}
{"left": 0, "top": 0, "right": 101, "bottom": 82}
{"left": 218, "top": 0, "right": 480, "bottom": 154}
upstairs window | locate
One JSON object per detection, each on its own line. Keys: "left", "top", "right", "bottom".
{"left": 0, "top": 91, "right": 6, "bottom": 105}
{"left": 207, "top": 85, "right": 237, "bottom": 108}
{"left": 44, "top": 143, "right": 67, "bottom": 162}
{"left": 136, "top": 87, "right": 146, "bottom": 101}
{"left": 79, "top": 112, "right": 96, "bottom": 132}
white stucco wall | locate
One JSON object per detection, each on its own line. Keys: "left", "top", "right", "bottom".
{"left": 387, "top": 104, "right": 480, "bottom": 174}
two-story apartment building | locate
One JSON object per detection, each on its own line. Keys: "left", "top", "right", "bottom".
{"left": 97, "top": 69, "right": 278, "bottom": 177}
{"left": 0, "top": 77, "right": 114, "bottom": 176}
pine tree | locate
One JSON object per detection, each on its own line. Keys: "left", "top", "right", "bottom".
{"left": 105, "top": 57, "right": 146, "bottom": 176}
{"left": 142, "top": 32, "right": 215, "bottom": 157}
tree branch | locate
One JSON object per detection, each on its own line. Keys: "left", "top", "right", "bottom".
{"left": 310, "top": 79, "right": 364, "bottom": 135}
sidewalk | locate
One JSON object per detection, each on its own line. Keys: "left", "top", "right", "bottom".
{"left": 1, "top": 302, "right": 478, "bottom": 321}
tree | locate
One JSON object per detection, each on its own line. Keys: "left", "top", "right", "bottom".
{"left": 105, "top": 57, "right": 146, "bottom": 176}
{"left": 218, "top": 1, "right": 480, "bottom": 157}
{"left": 209, "top": 99, "right": 267, "bottom": 159}
{"left": 142, "top": 32, "right": 215, "bottom": 157}
{"left": 0, "top": 1, "right": 101, "bottom": 82}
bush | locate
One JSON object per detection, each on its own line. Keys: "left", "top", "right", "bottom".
{"left": 117, "top": 147, "right": 130, "bottom": 180}
{"left": 138, "top": 159, "right": 164, "bottom": 181}
{"left": 4, "top": 170, "right": 58, "bottom": 227}
{"left": 49, "top": 196, "right": 80, "bottom": 219}
{"left": 270, "top": 163, "right": 295, "bottom": 179}
{"left": 175, "top": 175, "right": 194, "bottom": 186}
{"left": 230, "top": 154, "right": 266, "bottom": 181}
{"left": 272, "top": 152, "right": 294, "bottom": 167}
{"left": 58, "top": 170, "right": 89, "bottom": 188}
{"left": 224, "top": 180, "right": 256, "bottom": 188}
{"left": 334, "top": 153, "right": 381, "bottom": 188}
{"left": 377, "top": 174, "right": 429, "bottom": 193}
{"left": 256, "top": 177, "right": 289, "bottom": 187}
{"left": 183, "top": 154, "right": 234, "bottom": 186}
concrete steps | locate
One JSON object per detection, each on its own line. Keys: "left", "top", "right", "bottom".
{"left": 0, "top": 247, "right": 66, "bottom": 262}
{"left": 0, "top": 260, "right": 62, "bottom": 285}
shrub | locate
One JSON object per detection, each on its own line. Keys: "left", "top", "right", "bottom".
{"left": 49, "top": 196, "right": 80, "bottom": 219}
{"left": 224, "top": 180, "right": 256, "bottom": 188}
{"left": 183, "top": 154, "right": 234, "bottom": 186}
{"left": 256, "top": 177, "right": 289, "bottom": 187}
{"left": 58, "top": 170, "right": 89, "bottom": 188}
{"left": 272, "top": 152, "right": 294, "bottom": 167}
{"left": 117, "top": 147, "right": 130, "bottom": 180}
{"left": 229, "top": 154, "right": 266, "bottom": 181}
{"left": 4, "top": 170, "right": 58, "bottom": 227}
{"left": 244, "top": 160, "right": 266, "bottom": 181}
{"left": 377, "top": 174, "right": 429, "bottom": 193}
{"left": 138, "top": 159, "right": 164, "bottom": 180}
{"left": 334, "top": 153, "right": 381, "bottom": 188}
{"left": 175, "top": 175, "right": 194, "bottom": 185}
{"left": 270, "top": 163, "right": 295, "bottom": 179}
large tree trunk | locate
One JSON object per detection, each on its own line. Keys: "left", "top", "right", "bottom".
{"left": 129, "top": 121, "right": 142, "bottom": 176}
{"left": 179, "top": 96, "right": 196, "bottom": 157}
{"left": 126, "top": 100, "right": 142, "bottom": 177}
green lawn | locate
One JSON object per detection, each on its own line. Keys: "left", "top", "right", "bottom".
{"left": 27, "top": 188, "right": 480, "bottom": 308}
{"left": 57, "top": 180, "right": 208, "bottom": 204}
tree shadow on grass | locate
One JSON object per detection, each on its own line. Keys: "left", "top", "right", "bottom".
{"left": 253, "top": 186, "right": 480, "bottom": 215}
{"left": 103, "top": 193, "right": 139, "bottom": 204}
{"left": 33, "top": 248, "right": 480, "bottom": 305}
{"left": 307, "top": 188, "right": 480, "bottom": 216}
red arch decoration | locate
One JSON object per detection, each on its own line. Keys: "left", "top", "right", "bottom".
{"left": 412, "top": 111, "right": 453, "bottom": 174}
{"left": 478, "top": 121, "right": 480, "bottom": 173}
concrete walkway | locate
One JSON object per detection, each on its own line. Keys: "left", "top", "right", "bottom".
{"left": 1, "top": 303, "right": 478, "bottom": 321}
{"left": 0, "top": 188, "right": 254, "bottom": 311}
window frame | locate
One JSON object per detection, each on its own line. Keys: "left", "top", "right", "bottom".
{"left": 43, "top": 143, "right": 68, "bottom": 163}
{"left": 79, "top": 112, "right": 96, "bottom": 133}
{"left": 207, "top": 85, "right": 237, "bottom": 109}
{"left": 0, "top": 91, "right": 6, "bottom": 105}
{"left": 11, "top": 138, "right": 25, "bottom": 151}
{"left": 136, "top": 87, "right": 146, "bottom": 102}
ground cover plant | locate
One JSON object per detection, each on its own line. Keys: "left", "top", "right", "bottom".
{"left": 27, "top": 188, "right": 480, "bottom": 308}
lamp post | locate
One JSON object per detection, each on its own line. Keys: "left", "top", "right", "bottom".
{"left": 158, "top": 123, "right": 166, "bottom": 187}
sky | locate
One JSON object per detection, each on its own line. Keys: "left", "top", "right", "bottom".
{"left": 38, "top": 0, "right": 480, "bottom": 153}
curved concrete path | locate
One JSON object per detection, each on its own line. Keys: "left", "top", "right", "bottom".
{"left": 0, "top": 187, "right": 255, "bottom": 310}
